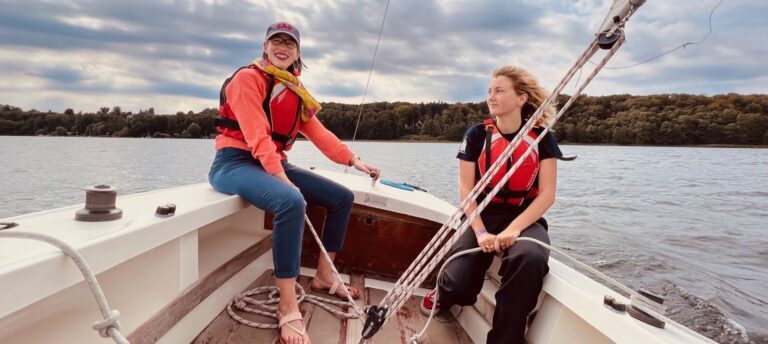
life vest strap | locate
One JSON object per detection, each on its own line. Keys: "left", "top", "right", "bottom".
{"left": 219, "top": 66, "right": 251, "bottom": 107}
{"left": 215, "top": 117, "right": 295, "bottom": 146}
{"left": 484, "top": 125, "right": 494, "bottom": 172}
{"left": 271, "top": 132, "right": 297, "bottom": 146}
{"left": 215, "top": 117, "right": 240, "bottom": 131}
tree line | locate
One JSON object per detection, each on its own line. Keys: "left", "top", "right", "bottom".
{"left": 1, "top": 93, "right": 766, "bottom": 145}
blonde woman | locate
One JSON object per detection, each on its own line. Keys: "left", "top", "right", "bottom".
{"left": 421, "top": 66, "right": 562, "bottom": 344}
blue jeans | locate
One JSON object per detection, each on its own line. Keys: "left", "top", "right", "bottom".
{"left": 209, "top": 148, "right": 354, "bottom": 278}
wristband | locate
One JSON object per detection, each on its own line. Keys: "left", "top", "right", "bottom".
{"left": 475, "top": 228, "right": 488, "bottom": 237}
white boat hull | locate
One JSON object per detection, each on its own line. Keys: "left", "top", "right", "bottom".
{"left": 0, "top": 170, "right": 713, "bottom": 343}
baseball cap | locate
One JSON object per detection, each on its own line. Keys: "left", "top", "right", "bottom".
{"left": 265, "top": 22, "right": 300, "bottom": 47}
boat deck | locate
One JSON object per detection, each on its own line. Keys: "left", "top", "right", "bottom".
{"left": 192, "top": 270, "right": 473, "bottom": 344}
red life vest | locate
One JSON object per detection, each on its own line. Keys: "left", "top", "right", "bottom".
{"left": 477, "top": 119, "right": 541, "bottom": 205}
{"left": 216, "top": 66, "right": 302, "bottom": 151}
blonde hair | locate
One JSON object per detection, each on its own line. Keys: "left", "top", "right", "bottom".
{"left": 492, "top": 66, "right": 556, "bottom": 126}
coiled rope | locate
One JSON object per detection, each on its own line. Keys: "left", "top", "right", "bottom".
{"left": 226, "top": 214, "right": 365, "bottom": 328}
{"left": 226, "top": 283, "right": 358, "bottom": 329}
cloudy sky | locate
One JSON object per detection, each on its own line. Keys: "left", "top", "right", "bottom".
{"left": 0, "top": 0, "right": 765, "bottom": 114}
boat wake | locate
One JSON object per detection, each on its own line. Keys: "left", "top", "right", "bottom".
{"left": 663, "top": 284, "right": 756, "bottom": 344}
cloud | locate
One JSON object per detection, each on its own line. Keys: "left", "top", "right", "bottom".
{"left": 0, "top": 0, "right": 765, "bottom": 114}
{"left": 28, "top": 67, "right": 85, "bottom": 85}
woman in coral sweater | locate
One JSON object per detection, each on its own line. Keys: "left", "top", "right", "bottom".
{"left": 209, "top": 22, "right": 380, "bottom": 344}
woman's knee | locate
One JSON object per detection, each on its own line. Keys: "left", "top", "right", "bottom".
{"left": 275, "top": 189, "right": 306, "bottom": 215}
{"left": 440, "top": 256, "right": 482, "bottom": 290}
{"left": 335, "top": 186, "right": 354, "bottom": 209}
{"left": 502, "top": 244, "right": 549, "bottom": 276}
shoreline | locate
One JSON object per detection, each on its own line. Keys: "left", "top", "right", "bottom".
{"left": 2, "top": 135, "right": 767, "bottom": 149}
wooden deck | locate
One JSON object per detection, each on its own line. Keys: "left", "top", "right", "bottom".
{"left": 192, "top": 270, "right": 474, "bottom": 344}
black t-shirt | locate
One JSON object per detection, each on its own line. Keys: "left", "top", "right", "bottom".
{"left": 456, "top": 122, "right": 562, "bottom": 216}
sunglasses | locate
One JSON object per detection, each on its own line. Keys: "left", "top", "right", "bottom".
{"left": 269, "top": 37, "right": 298, "bottom": 49}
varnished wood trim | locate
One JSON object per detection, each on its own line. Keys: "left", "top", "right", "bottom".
{"left": 127, "top": 234, "right": 273, "bottom": 344}
{"left": 264, "top": 203, "right": 442, "bottom": 230}
{"left": 344, "top": 273, "right": 366, "bottom": 344}
{"left": 351, "top": 204, "right": 442, "bottom": 227}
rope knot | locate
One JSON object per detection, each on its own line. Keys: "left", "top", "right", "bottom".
{"left": 92, "top": 309, "right": 121, "bottom": 338}
{"left": 233, "top": 295, "right": 248, "bottom": 309}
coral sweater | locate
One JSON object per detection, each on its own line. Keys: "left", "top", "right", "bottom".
{"left": 215, "top": 68, "right": 354, "bottom": 175}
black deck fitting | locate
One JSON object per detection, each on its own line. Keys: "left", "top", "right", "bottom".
{"left": 627, "top": 305, "right": 666, "bottom": 329}
{"left": 361, "top": 305, "right": 388, "bottom": 339}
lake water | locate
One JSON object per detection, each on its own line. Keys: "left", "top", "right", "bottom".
{"left": 0, "top": 136, "right": 766, "bottom": 343}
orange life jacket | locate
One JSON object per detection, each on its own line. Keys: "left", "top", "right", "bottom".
{"left": 215, "top": 66, "right": 301, "bottom": 151}
{"left": 477, "top": 119, "right": 540, "bottom": 205}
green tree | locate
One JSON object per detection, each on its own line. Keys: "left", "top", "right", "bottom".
{"left": 736, "top": 113, "right": 767, "bottom": 144}
{"left": 187, "top": 122, "right": 202, "bottom": 138}
{"left": 394, "top": 104, "right": 420, "bottom": 135}
{"left": 104, "top": 115, "right": 127, "bottom": 135}
{"left": 116, "top": 127, "right": 131, "bottom": 137}
{"left": 420, "top": 118, "right": 441, "bottom": 137}
{"left": 0, "top": 119, "right": 19, "bottom": 134}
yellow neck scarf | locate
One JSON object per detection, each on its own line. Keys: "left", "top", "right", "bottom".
{"left": 252, "top": 59, "right": 321, "bottom": 122}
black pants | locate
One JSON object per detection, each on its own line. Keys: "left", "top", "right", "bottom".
{"left": 438, "top": 212, "right": 550, "bottom": 344}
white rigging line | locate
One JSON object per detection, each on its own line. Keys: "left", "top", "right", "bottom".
{"left": 593, "top": 0, "right": 724, "bottom": 70}
{"left": 349, "top": 0, "right": 391, "bottom": 148}
{"left": 0, "top": 230, "right": 129, "bottom": 344}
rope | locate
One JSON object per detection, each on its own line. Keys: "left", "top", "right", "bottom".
{"left": 227, "top": 213, "right": 365, "bottom": 329}
{"left": 409, "top": 247, "right": 482, "bottom": 343}
{"left": 349, "top": 0, "right": 391, "bottom": 148}
{"left": 0, "top": 230, "right": 130, "bottom": 344}
{"left": 302, "top": 214, "right": 366, "bottom": 320}
{"left": 226, "top": 284, "right": 358, "bottom": 329}
{"left": 594, "top": 0, "right": 724, "bottom": 70}
{"left": 409, "top": 237, "right": 713, "bottom": 343}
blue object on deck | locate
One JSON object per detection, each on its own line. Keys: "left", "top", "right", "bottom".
{"left": 378, "top": 180, "right": 428, "bottom": 192}
{"left": 379, "top": 180, "right": 415, "bottom": 191}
